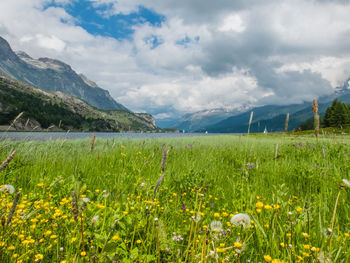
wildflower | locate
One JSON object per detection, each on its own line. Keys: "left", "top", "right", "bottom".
{"left": 264, "top": 255, "right": 272, "bottom": 262}
{"left": 0, "top": 184, "right": 15, "bottom": 194}
{"left": 256, "top": 202, "right": 264, "bottom": 209}
{"left": 136, "top": 240, "right": 142, "bottom": 244}
{"left": 37, "top": 183, "right": 44, "bottom": 187}
{"left": 172, "top": 234, "right": 184, "bottom": 242}
{"left": 318, "top": 251, "right": 331, "bottom": 263}
{"left": 81, "top": 197, "right": 90, "bottom": 203}
{"left": 230, "top": 213, "right": 251, "bottom": 229}
{"left": 112, "top": 235, "right": 119, "bottom": 241}
{"left": 264, "top": 205, "right": 272, "bottom": 210}
{"left": 8, "top": 245, "right": 15, "bottom": 251}
{"left": 34, "top": 254, "right": 43, "bottom": 261}
{"left": 210, "top": 221, "right": 223, "bottom": 232}
{"left": 234, "top": 242, "right": 243, "bottom": 248}
{"left": 344, "top": 233, "right": 350, "bottom": 237}
{"left": 296, "top": 207, "right": 303, "bottom": 212}
{"left": 81, "top": 251, "right": 86, "bottom": 257}
{"left": 342, "top": 179, "right": 350, "bottom": 188}
{"left": 280, "top": 242, "right": 285, "bottom": 248}
{"left": 304, "top": 244, "right": 310, "bottom": 250}
{"left": 44, "top": 230, "right": 52, "bottom": 236}
{"left": 214, "top": 212, "right": 220, "bottom": 218}
{"left": 303, "top": 233, "right": 310, "bottom": 238}
{"left": 91, "top": 215, "right": 99, "bottom": 224}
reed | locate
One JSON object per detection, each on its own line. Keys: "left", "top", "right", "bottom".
{"left": 247, "top": 111, "right": 254, "bottom": 134}
{"left": 71, "top": 191, "right": 79, "bottom": 221}
{"left": 6, "top": 112, "right": 23, "bottom": 131}
{"left": 284, "top": 113, "right": 289, "bottom": 133}
{"left": 90, "top": 133, "right": 96, "bottom": 151}
{"left": 0, "top": 150, "right": 16, "bottom": 172}
{"left": 312, "top": 99, "right": 320, "bottom": 138}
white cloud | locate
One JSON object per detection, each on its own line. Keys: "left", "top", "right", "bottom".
{"left": 0, "top": 0, "right": 350, "bottom": 120}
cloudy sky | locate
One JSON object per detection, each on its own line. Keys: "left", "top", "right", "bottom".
{"left": 1, "top": 0, "right": 350, "bottom": 121}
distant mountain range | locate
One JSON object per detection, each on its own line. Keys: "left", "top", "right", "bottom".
{"left": 0, "top": 72, "right": 158, "bottom": 132}
{"left": 0, "top": 36, "right": 127, "bottom": 111}
{"left": 170, "top": 79, "right": 350, "bottom": 133}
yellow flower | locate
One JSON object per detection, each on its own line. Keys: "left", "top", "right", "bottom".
{"left": 296, "top": 207, "right": 303, "bottom": 212}
{"left": 264, "top": 205, "right": 272, "bottom": 210}
{"left": 256, "top": 209, "right": 262, "bottom": 213}
{"left": 286, "top": 233, "right": 291, "bottom": 237}
{"left": 112, "top": 235, "right": 120, "bottom": 241}
{"left": 345, "top": 233, "right": 350, "bottom": 238}
{"left": 81, "top": 251, "right": 86, "bottom": 257}
{"left": 303, "top": 252, "right": 309, "bottom": 257}
{"left": 71, "top": 237, "right": 77, "bottom": 243}
{"left": 256, "top": 201, "right": 264, "bottom": 209}
{"left": 303, "top": 244, "right": 310, "bottom": 250}
{"left": 37, "top": 183, "right": 44, "bottom": 187}
{"left": 302, "top": 233, "right": 310, "bottom": 238}
{"left": 8, "top": 245, "right": 15, "bottom": 251}
{"left": 123, "top": 211, "right": 128, "bottom": 215}
{"left": 214, "top": 213, "right": 220, "bottom": 218}
{"left": 136, "top": 240, "right": 142, "bottom": 244}
{"left": 264, "top": 255, "right": 272, "bottom": 262}
{"left": 234, "top": 242, "right": 243, "bottom": 248}
{"left": 35, "top": 254, "right": 43, "bottom": 262}
{"left": 44, "top": 230, "right": 52, "bottom": 236}
{"left": 216, "top": 248, "right": 226, "bottom": 253}
{"left": 50, "top": 235, "right": 57, "bottom": 239}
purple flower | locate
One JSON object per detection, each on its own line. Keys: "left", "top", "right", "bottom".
{"left": 181, "top": 203, "right": 186, "bottom": 211}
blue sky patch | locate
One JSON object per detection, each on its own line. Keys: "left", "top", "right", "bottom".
{"left": 43, "top": 1, "right": 166, "bottom": 40}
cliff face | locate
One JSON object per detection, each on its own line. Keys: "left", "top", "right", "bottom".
{"left": 0, "top": 36, "right": 128, "bottom": 111}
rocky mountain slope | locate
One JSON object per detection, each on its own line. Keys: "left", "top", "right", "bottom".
{"left": 0, "top": 73, "right": 158, "bottom": 132}
{"left": 0, "top": 36, "right": 127, "bottom": 110}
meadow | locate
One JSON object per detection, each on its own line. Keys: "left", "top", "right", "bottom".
{"left": 0, "top": 134, "right": 349, "bottom": 262}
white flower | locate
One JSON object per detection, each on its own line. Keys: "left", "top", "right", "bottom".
{"left": 318, "top": 251, "right": 331, "bottom": 263}
{"left": 210, "top": 220, "right": 223, "bottom": 232}
{"left": 192, "top": 213, "right": 201, "bottom": 223}
{"left": 102, "top": 190, "right": 110, "bottom": 198}
{"left": 0, "top": 184, "right": 15, "bottom": 194}
{"left": 230, "top": 213, "right": 251, "bottom": 229}
{"left": 172, "top": 234, "right": 183, "bottom": 242}
{"left": 81, "top": 197, "right": 90, "bottom": 203}
{"left": 342, "top": 179, "right": 350, "bottom": 188}
{"left": 91, "top": 215, "right": 99, "bottom": 224}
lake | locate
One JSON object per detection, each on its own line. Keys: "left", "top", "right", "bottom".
{"left": 0, "top": 132, "right": 224, "bottom": 141}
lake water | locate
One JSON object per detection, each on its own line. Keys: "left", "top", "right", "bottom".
{"left": 0, "top": 132, "right": 224, "bottom": 141}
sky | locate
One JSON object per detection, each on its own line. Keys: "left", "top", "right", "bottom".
{"left": 1, "top": 0, "right": 350, "bottom": 121}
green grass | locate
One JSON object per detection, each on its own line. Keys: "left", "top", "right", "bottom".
{"left": 0, "top": 134, "right": 349, "bottom": 262}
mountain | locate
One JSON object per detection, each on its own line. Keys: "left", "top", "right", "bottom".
{"left": 168, "top": 107, "right": 250, "bottom": 132}
{"left": 0, "top": 36, "right": 127, "bottom": 111}
{"left": 0, "top": 72, "right": 158, "bottom": 132}
{"left": 205, "top": 83, "right": 350, "bottom": 133}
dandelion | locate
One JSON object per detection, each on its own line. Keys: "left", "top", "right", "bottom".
{"left": 81, "top": 197, "right": 90, "bottom": 203}
{"left": 210, "top": 220, "right": 223, "bottom": 232}
{"left": 264, "top": 255, "right": 272, "bottom": 262}
{"left": 342, "top": 179, "right": 350, "bottom": 188}
{"left": 91, "top": 215, "right": 99, "bottom": 224}
{"left": 80, "top": 251, "right": 86, "bottom": 257}
{"left": 34, "top": 254, "right": 43, "bottom": 262}
{"left": 0, "top": 184, "right": 15, "bottom": 194}
{"left": 136, "top": 240, "right": 142, "bottom": 244}
{"left": 112, "top": 235, "right": 120, "bottom": 241}
{"left": 230, "top": 213, "right": 251, "bottom": 229}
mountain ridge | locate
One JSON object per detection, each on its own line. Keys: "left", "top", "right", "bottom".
{"left": 0, "top": 36, "right": 127, "bottom": 111}
{"left": 0, "top": 72, "right": 158, "bottom": 132}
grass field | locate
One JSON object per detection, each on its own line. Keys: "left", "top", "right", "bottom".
{"left": 0, "top": 134, "right": 349, "bottom": 262}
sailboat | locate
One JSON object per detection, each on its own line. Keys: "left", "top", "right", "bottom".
{"left": 264, "top": 127, "right": 268, "bottom": 134}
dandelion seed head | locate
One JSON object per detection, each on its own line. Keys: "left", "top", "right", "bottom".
{"left": 230, "top": 213, "right": 251, "bottom": 229}
{"left": 210, "top": 220, "right": 223, "bottom": 232}
{"left": 0, "top": 184, "right": 15, "bottom": 194}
